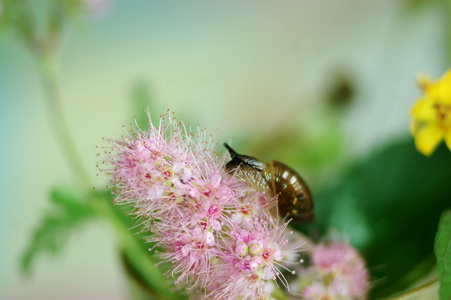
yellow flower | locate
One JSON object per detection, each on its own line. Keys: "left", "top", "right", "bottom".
{"left": 410, "top": 70, "right": 451, "bottom": 156}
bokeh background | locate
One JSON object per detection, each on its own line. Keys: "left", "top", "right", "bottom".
{"left": 1, "top": 0, "right": 450, "bottom": 299}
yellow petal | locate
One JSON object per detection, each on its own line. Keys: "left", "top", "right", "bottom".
{"left": 414, "top": 124, "right": 444, "bottom": 156}
{"left": 440, "top": 69, "right": 451, "bottom": 84}
{"left": 410, "top": 98, "right": 436, "bottom": 122}
{"left": 410, "top": 120, "right": 419, "bottom": 135}
{"left": 438, "top": 70, "right": 451, "bottom": 104}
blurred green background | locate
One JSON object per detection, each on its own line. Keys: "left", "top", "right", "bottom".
{"left": 0, "top": 0, "right": 450, "bottom": 299}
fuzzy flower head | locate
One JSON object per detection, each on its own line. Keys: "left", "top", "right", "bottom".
{"left": 209, "top": 214, "right": 303, "bottom": 299}
{"left": 410, "top": 69, "right": 451, "bottom": 156}
{"left": 102, "top": 113, "right": 200, "bottom": 222}
{"left": 101, "top": 111, "right": 306, "bottom": 298}
{"left": 291, "top": 241, "right": 369, "bottom": 300}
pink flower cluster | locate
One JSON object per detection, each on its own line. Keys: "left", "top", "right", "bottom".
{"left": 103, "top": 112, "right": 303, "bottom": 299}
{"left": 292, "top": 241, "right": 370, "bottom": 300}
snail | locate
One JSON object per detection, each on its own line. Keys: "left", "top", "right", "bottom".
{"left": 224, "top": 143, "right": 313, "bottom": 223}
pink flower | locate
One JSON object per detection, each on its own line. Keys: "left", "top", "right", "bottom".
{"left": 104, "top": 119, "right": 197, "bottom": 222}
{"left": 312, "top": 242, "right": 369, "bottom": 298}
{"left": 102, "top": 111, "right": 306, "bottom": 298}
{"left": 292, "top": 241, "right": 369, "bottom": 300}
{"left": 155, "top": 222, "right": 217, "bottom": 288}
{"left": 207, "top": 214, "right": 301, "bottom": 299}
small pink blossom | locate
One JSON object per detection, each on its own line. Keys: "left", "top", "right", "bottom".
{"left": 292, "top": 241, "right": 370, "bottom": 300}
{"left": 208, "top": 214, "right": 301, "bottom": 299}
{"left": 155, "top": 223, "right": 217, "bottom": 288}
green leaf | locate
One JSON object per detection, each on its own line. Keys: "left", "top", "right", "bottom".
{"left": 435, "top": 209, "right": 451, "bottom": 300}
{"left": 21, "top": 185, "right": 95, "bottom": 274}
{"left": 296, "top": 138, "right": 451, "bottom": 298}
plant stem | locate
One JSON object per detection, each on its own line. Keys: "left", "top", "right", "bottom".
{"left": 14, "top": 1, "right": 91, "bottom": 187}
{"left": 389, "top": 278, "right": 438, "bottom": 300}
{"left": 40, "top": 52, "right": 92, "bottom": 188}
{"left": 90, "top": 192, "right": 183, "bottom": 300}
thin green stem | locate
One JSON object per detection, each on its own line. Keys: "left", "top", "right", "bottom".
{"left": 90, "top": 193, "right": 182, "bottom": 300}
{"left": 388, "top": 278, "right": 438, "bottom": 300}
{"left": 14, "top": 2, "right": 92, "bottom": 188}
{"left": 40, "top": 52, "right": 92, "bottom": 188}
